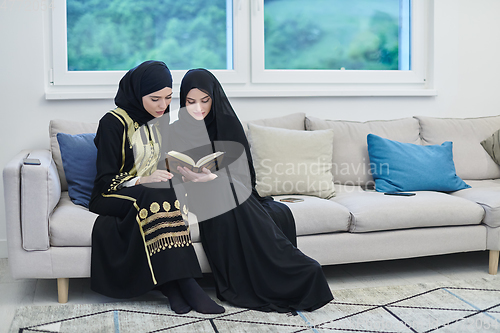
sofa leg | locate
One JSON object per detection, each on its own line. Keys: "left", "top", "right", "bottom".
{"left": 57, "top": 278, "right": 69, "bottom": 303}
{"left": 489, "top": 250, "right": 499, "bottom": 275}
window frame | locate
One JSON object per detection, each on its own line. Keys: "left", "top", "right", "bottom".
{"left": 51, "top": 0, "right": 248, "bottom": 85}
{"left": 251, "top": 0, "right": 424, "bottom": 84}
{"left": 46, "top": 0, "right": 435, "bottom": 99}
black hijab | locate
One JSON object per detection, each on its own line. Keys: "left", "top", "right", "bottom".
{"left": 177, "top": 68, "right": 257, "bottom": 187}
{"left": 115, "top": 60, "right": 173, "bottom": 125}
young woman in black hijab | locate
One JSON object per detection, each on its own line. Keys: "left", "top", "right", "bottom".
{"left": 167, "top": 68, "right": 333, "bottom": 313}
{"left": 89, "top": 61, "right": 224, "bottom": 314}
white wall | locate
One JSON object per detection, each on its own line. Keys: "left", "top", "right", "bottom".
{"left": 1, "top": 0, "right": 499, "bottom": 258}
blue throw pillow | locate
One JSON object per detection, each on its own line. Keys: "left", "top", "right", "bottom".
{"left": 367, "top": 134, "right": 470, "bottom": 192}
{"left": 57, "top": 133, "right": 97, "bottom": 208}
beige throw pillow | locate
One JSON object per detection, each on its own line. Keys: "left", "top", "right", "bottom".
{"left": 415, "top": 115, "right": 500, "bottom": 180}
{"left": 49, "top": 119, "right": 98, "bottom": 191}
{"left": 247, "top": 123, "right": 335, "bottom": 199}
{"left": 481, "top": 128, "right": 500, "bottom": 165}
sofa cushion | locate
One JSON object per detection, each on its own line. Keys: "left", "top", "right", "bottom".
{"left": 273, "top": 195, "right": 351, "bottom": 235}
{"left": 367, "top": 134, "right": 470, "bottom": 192}
{"left": 306, "top": 116, "right": 421, "bottom": 186}
{"left": 481, "top": 128, "right": 500, "bottom": 166}
{"left": 187, "top": 195, "right": 351, "bottom": 241}
{"left": 57, "top": 133, "right": 97, "bottom": 208}
{"left": 451, "top": 179, "right": 500, "bottom": 228}
{"left": 415, "top": 115, "right": 500, "bottom": 180}
{"left": 332, "top": 185, "right": 485, "bottom": 233}
{"left": 248, "top": 123, "right": 335, "bottom": 199}
{"left": 50, "top": 192, "right": 97, "bottom": 247}
{"left": 50, "top": 119, "right": 98, "bottom": 191}
{"left": 242, "top": 112, "right": 306, "bottom": 137}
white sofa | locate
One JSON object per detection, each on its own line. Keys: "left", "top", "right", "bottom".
{"left": 4, "top": 112, "right": 500, "bottom": 303}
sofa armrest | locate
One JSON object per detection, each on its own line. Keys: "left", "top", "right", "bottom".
{"left": 4, "top": 150, "right": 29, "bottom": 256}
{"left": 4, "top": 149, "right": 62, "bottom": 252}
{"left": 22, "top": 149, "right": 61, "bottom": 250}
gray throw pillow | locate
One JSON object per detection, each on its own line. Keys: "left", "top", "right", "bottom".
{"left": 481, "top": 129, "right": 500, "bottom": 165}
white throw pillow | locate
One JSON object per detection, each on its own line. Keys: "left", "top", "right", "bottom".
{"left": 247, "top": 123, "right": 335, "bottom": 199}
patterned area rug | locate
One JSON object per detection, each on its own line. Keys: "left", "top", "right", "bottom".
{"left": 9, "top": 277, "right": 500, "bottom": 333}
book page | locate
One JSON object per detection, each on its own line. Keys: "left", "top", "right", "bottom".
{"left": 167, "top": 151, "right": 195, "bottom": 166}
{"left": 195, "top": 151, "right": 224, "bottom": 167}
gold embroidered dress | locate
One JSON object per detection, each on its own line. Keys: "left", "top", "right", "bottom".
{"left": 89, "top": 108, "right": 202, "bottom": 299}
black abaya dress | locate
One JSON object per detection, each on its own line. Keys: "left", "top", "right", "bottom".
{"left": 194, "top": 180, "right": 333, "bottom": 312}
{"left": 89, "top": 109, "right": 202, "bottom": 299}
{"left": 165, "top": 68, "right": 333, "bottom": 312}
{"left": 177, "top": 143, "right": 333, "bottom": 312}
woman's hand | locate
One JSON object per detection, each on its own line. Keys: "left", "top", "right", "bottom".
{"left": 136, "top": 170, "right": 173, "bottom": 185}
{"left": 178, "top": 167, "right": 217, "bottom": 183}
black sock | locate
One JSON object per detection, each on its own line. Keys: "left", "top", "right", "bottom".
{"left": 160, "top": 281, "right": 192, "bottom": 314}
{"left": 177, "top": 278, "right": 225, "bottom": 314}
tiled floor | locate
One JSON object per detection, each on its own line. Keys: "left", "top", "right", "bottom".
{"left": 0, "top": 250, "right": 495, "bottom": 333}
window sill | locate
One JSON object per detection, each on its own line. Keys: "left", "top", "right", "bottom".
{"left": 45, "top": 85, "right": 437, "bottom": 100}
{"left": 225, "top": 89, "right": 437, "bottom": 98}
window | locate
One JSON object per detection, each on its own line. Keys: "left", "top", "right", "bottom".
{"left": 66, "top": 0, "right": 233, "bottom": 71}
{"left": 251, "top": 0, "right": 424, "bottom": 85}
{"left": 48, "top": 0, "right": 433, "bottom": 99}
{"left": 263, "top": 0, "right": 409, "bottom": 71}
{"left": 52, "top": 0, "right": 244, "bottom": 87}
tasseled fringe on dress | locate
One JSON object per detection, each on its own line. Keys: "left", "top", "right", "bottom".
{"left": 146, "top": 228, "right": 192, "bottom": 256}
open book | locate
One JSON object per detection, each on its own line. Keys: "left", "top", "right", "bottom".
{"left": 165, "top": 150, "right": 225, "bottom": 174}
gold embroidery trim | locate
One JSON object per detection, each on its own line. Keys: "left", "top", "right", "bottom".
{"left": 112, "top": 108, "right": 140, "bottom": 176}
{"left": 136, "top": 213, "right": 158, "bottom": 285}
{"left": 101, "top": 193, "right": 136, "bottom": 202}
{"left": 143, "top": 220, "right": 186, "bottom": 236}
{"left": 146, "top": 228, "right": 192, "bottom": 256}
{"left": 139, "top": 208, "right": 148, "bottom": 219}
{"left": 140, "top": 210, "right": 182, "bottom": 227}
{"left": 113, "top": 108, "right": 138, "bottom": 150}
{"left": 150, "top": 202, "right": 160, "bottom": 214}
{"left": 107, "top": 173, "right": 134, "bottom": 192}
{"left": 109, "top": 110, "right": 127, "bottom": 173}
{"left": 102, "top": 192, "right": 158, "bottom": 285}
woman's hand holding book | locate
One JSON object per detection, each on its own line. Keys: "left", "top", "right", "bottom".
{"left": 177, "top": 167, "right": 218, "bottom": 183}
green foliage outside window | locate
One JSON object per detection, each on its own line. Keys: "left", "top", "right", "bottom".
{"left": 67, "top": 0, "right": 404, "bottom": 72}
{"left": 264, "top": 0, "right": 402, "bottom": 70}
{"left": 67, "top": 0, "right": 228, "bottom": 71}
